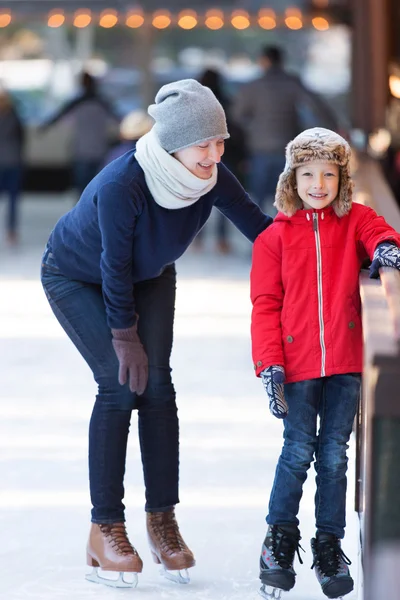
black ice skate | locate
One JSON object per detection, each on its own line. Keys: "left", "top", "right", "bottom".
{"left": 259, "top": 525, "right": 303, "bottom": 600}
{"left": 311, "top": 533, "right": 353, "bottom": 599}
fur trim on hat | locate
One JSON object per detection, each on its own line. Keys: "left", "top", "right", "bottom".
{"left": 274, "top": 128, "right": 353, "bottom": 218}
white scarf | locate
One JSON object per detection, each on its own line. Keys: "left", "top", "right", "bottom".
{"left": 135, "top": 128, "right": 218, "bottom": 210}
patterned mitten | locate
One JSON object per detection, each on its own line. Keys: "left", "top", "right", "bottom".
{"left": 369, "top": 242, "right": 400, "bottom": 279}
{"left": 260, "top": 366, "right": 288, "bottom": 419}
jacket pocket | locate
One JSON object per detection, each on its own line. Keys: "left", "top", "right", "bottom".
{"left": 331, "top": 297, "right": 362, "bottom": 368}
{"left": 281, "top": 305, "right": 315, "bottom": 377}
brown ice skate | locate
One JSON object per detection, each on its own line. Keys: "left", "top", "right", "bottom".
{"left": 86, "top": 522, "right": 143, "bottom": 588}
{"left": 147, "top": 508, "right": 195, "bottom": 584}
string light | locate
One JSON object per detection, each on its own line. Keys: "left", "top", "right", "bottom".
{"left": 0, "top": 11, "right": 11, "bottom": 27}
{"left": 389, "top": 75, "right": 400, "bottom": 99}
{"left": 205, "top": 9, "right": 224, "bottom": 30}
{"left": 258, "top": 9, "right": 276, "bottom": 30}
{"left": 312, "top": 16, "right": 329, "bottom": 30}
{"left": 231, "top": 10, "right": 250, "bottom": 30}
{"left": 39, "top": 7, "right": 334, "bottom": 32}
{"left": 178, "top": 10, "right": 197, "bottom": 30}
{"left": 126, "top": 10, "right": 144, "bottom": 28}
{"left": 48, "top": 10, "right": 65, "bottom": 28}
{"left": 152, "top": 10, "right": 171, "bottom": 29}
{"left": 73, "top": 10, "right": 92, "bottom": 28}
{"left": 99, "top": 9, "right": 118, "bottom": 28}
{"left": 285, "top": 8, "right": 303, "bottom": 30}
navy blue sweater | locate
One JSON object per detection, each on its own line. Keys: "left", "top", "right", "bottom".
{"left": 49, "top": 150, "right": 272, "bottom": 329}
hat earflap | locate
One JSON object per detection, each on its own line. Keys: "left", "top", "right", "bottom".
{"left": 331, "top": 166, "right": 353, "bottom": 217}
{"left": 274, "top": 169, "right": 303, "bottom": 216}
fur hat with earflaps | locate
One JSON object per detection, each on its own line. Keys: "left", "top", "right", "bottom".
{"left": 274, "top": 127, "right": 353, "bottom": 217}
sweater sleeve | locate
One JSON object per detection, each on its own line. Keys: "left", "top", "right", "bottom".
{"left": 250, "top": 231, "right": 285, "bottom": 376}
{"left": 355, "top": 205, "right": 400, "bottom": 257}
{"left": 214, "top": 163, "right": 273, "bottom": 241}
{"left": 97, "top": 180, "right": 141, "bottom": 330}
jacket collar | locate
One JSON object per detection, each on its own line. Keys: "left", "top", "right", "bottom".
{"left": 275, "top": 205, "right": 336, "bottom": 223}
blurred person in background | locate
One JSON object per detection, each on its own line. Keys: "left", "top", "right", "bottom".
{"left": 0, "top": 88, "right": 25, "bottom": 245}
{"left": 40, "top": 79, "right": 272, "bottom": 589}
{"left": 193, "top": 68, "right": 247, "bottom": 254}
{"left": 103, "top": 110, "right": 154, "bottom": 166}
{"left": 40, "top": 71, "right": 119, "bottom": 198}
{"left": 233, "top": 45, "right": 338, "bottom": 214}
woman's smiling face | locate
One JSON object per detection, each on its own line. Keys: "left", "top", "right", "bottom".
{"left": 295, "top": 161, "right": 340, "bottom": 210}
{"left": 173, "top": 137, "right": 225, "bottom": 179}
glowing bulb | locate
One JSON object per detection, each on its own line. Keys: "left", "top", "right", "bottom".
{"left": 99, "top": 10, "right": 118, "bottom": 28}
{"left": 258, "top": 9, "right": 276, "bottom": 30}
{"left": 389, "top": 74, "right": 400, "bottom": 99}
{"left": 231, "top": 10, "right": 250, "bottom": 30}
{"left": 73, "top": 10, "right": 92, "bottom": 28}
{"left": 285, "top": 16, "right": 303, "bottom": 29}
{"left": 178, "top": 11, "right": 197, "bottom": 30}
{"left": 368, "top": 128, "right": 391, "bottom": 156}
{"left": 126, "top": 12, "right": 144, "bottom": 28}
{"left": 205, "top": 10, "right": 224, "bottom": 30}
{"left": 0, "top": 12, "right": 11, "bottom": 27}
{"left": 312, "top": 17, "right": 329, "bottom": 30}
{"left": 48, "top": 11, "right": 65, "bottom": 28}
{"left": 152, "top": 11, "right": 171, "bottom": 29}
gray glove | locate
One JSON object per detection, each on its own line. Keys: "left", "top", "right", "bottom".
{"left": 112, "top": 325, "right": 148, "bottom": 395}
{"left": 260, "top": 365, "right": 288, "bottom": 419}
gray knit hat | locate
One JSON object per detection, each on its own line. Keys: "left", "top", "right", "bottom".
{"left": 148, "top": 79, "right": 230, "bottom": 154}
{"left": 275, "top": 127, "right": 353, "bottom": 218}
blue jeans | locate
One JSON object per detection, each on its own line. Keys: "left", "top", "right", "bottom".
{"left": 249, "top": 153, "right": 286, "bottom": 209}
{"left": 267, "top": 374, "right": 361, "bottom": 538}
{"left": 0, "top": 166, "right": 23, "bottom": 233}
{"left": 40, "top": 245, "right": 178, "bottom": 522}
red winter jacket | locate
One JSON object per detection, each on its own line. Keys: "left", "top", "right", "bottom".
{"left": 251, "top": 203, "right": 400, "bottom": 383}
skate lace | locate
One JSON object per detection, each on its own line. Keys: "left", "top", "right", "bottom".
{"left": 149, "top": 511, "right": 186, "bottom": 555}
{"left": 311, "top": 538, "right": 351, "bottom": 577}
{"left": 99, "top": 523, "right": 138, "bottom": 556}
{"left": 272, "top": 527, "right": 304, "bottom": 569}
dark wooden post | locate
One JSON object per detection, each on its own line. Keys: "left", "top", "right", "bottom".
{"left": 351, "top": 0, "right": 390, "bottom": 137}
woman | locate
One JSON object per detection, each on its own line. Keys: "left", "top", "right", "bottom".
{"left": 40, "top": 79, "right": 272, "bottom": 588}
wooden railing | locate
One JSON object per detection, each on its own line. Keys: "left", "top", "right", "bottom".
{"left": 354, "top": 156, "right": 400, "bottom": 600}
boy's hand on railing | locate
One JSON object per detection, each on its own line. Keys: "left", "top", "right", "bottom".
{"left": 260, "top": 365, "right": 288, "bottom": 419}
{"left": 369, "top": 242, "right": 400, "bottom": 279}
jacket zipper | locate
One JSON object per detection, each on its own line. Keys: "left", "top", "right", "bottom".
{"left": 313, "top": 212, "right": 326, "bottom": 377}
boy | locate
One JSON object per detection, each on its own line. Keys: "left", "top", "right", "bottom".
{"left": 250, "top": 128, "right": 400, "bottom": 599}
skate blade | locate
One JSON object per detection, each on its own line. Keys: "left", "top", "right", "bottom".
{"left": 259, "top": 584, "right": 282, "bottom": 600}
{"left": 86, "top": 566, "right": 138, "bottom": 588}
{"left": 160, "top": 567, "right": 190, "bottom": 584}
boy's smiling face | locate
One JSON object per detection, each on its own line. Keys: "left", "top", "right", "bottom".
{"left": 295, "top": 161, "right": 340, "bottom": 210}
